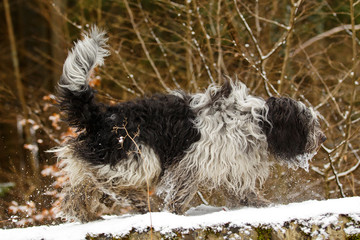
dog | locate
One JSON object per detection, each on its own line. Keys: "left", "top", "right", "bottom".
{"left": 54, "top": 27, "right": 326, "bottom": 222}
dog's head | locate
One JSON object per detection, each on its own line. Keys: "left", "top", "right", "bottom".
{"left": 262, "top": 97, "right": 326, "bottom": 170}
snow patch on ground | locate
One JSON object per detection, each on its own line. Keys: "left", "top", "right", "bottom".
{"left": 1, "top": 197, "right": 359, "bottom": 240}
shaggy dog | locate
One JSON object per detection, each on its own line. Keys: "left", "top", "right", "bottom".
{"left": 54, "top": 27, "right": 326, "bottom": 222}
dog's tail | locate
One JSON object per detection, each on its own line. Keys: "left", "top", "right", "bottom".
{"left": 57, "top": 26, "right": 109, "bottom": 130}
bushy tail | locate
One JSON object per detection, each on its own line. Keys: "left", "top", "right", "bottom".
{"left": 57, "top": 26, "right": 109, "bottom": 130}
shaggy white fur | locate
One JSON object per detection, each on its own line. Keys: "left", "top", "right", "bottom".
{"left": 59, "top": 26, "right": 109, "bottom": 92}
{"left": 158, "top": 81, "right": 272, "bottom": 212}
{"left": 55, "top": 143, "right": 161, "bottom": 191}
{"left": 53, "top": 144, "right": 162, "bottom": 221}
{"left": 95, "top": 144, "right": 162, "bottom": 187}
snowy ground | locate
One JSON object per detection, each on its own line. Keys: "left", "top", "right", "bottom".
{"left": 1, "top": 197, "right": 359, "bottom": 240}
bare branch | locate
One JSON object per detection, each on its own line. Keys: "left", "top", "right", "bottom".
{"left": 329, "top": 156, "right": 346, "bottom": 198}
{"left": 185, "top": 0, "right": 198, "bottom": 90}
{"left": 193, "top": 0, "right": 216, "bottom": 81}
{"left": 138, "top": 1, "right": 181, "bottom": 89}
{"left": 233, "top": 0, "right": 263, "bottom": 58}
{"left": 4, "top": 0, "right": 39, "bottom": 177}
{"left": 239, "top": 1, "right": 289, "bottom": 30}
{"left": 111, "top": 43, "right": 144, "bottom": 96}
{"left": 113, "top": 121, "right": 153, "bottom": 239}
{"left": 327, "top": 144, "right": 360, "bottom": 181}
{"left": 123, "top": 0, "right": 170, "bottom": 92}
{"left": 278, "top": 0, "right": 302, "bottom": 93}
{"left": 292, "top": 24, "right": 360, "bottom": 57}
{"left": 297, "top": 41, "right": 345, "bottom": 118}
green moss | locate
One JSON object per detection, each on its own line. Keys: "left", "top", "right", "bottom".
{"left": 255, "top": 226, "right": 272, "bottom": 240}
{"left": 347, "top": 234, "right": 360, "bottom": 240}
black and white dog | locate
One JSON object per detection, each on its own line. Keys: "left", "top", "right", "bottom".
{"left": 54, "top": 27, "right": 326, "bottom": 222}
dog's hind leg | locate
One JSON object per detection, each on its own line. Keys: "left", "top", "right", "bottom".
{"left": 112, "top": 188, "right": 150, "bottom": 214}
{"left": 61, "top": 180, "right": 149, "bottom": 221}
{"left": 60, "top": 180, "right": 108, "bottom": 222}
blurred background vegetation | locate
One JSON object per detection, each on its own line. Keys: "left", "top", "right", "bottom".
{"left": 0, "top": 0, "right": 359, "bottom": 228}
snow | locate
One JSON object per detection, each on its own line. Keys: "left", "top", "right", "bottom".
{"left": 1, "top": 197, "right": 359, "bottom": 240}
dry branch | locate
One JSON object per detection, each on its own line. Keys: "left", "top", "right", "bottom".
{"left": 4, "top": 0, "right": 39, "bottom": 177}
{"left": 123, "top": 0, "right": 170, "bottom": 92}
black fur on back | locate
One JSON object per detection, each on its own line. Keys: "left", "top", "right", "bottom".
{"left": 57, "top": 82, "right": 100, "bottom": 131}
{"left": 262, "top": 97, "right": 310, "bottom": 160}
{"left": 66, "top": 91, "right": 200, "bottom": 171}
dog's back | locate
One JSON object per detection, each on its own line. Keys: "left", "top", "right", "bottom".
{"left": 57, "top": 27, "right": 200, "bottom": 169}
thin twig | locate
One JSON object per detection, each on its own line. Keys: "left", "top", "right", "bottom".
{"left": 292, "top": 24, "right": 360, "bottom": 57}
{"left": 233, "top": 0, "right": 263, "bottom": 58}
{"left": 185, "top": 0, "right": 198, "bottom": 90}
{"left": 123, "top": 0, "right": 170, "bottom": 92}
{"left": 232, "top": 0, "right": 282, "bottom": 96}
{"left": 216, "top": 0, "right": 229, "bottom": 82}
{"left": 254, "top": 0, "right": 261, "bottom": 38}
{"left": 193, "top": 38, "right": 215, "bottom": 84}
{"left": 347, "top": 0, "right": 358, "bottom": 153}
{"left": 138, "top": 1, "right": 181, "bottom": 89}
{"left": 297, "top": 39, "right": 344, "bottom": 118}
{"left": 50, "top": 1, "right": 82, "bottom": 29}
{"left": 329, "top": 156, "right": 346, "bottom": 197}
{"left": 114, "top": 121, "right": 153, "bottom": 239}
{"left": 111, "top": 43, "right": 144, "bottom": 96}
{"left": 239, "top": 1, "right": 289, "bottom": 30}
{"left": 327, "top": 144, "right": 360, "bottom": 181}
{"left": 278, "top": 0, "right": 302, "bottom": 93}
{"left": 197, "top": 191, "right": 209, "bottom": 205}
{"left": 193, "top": 0, "right": 216, "bottom": 80}
{"left": 102, "top": 70, "right": 140, "bottom": 97}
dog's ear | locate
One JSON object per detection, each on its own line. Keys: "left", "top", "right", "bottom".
{"left": 263, "top": 97, "right": 310, "bottom": 160}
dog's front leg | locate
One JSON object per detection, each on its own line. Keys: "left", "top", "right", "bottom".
{"left": 169, "top": 186, "right": 198, "bottom": 214}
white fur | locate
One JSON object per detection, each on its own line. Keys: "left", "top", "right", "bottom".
{"left": 54, "top": 144, "right": 161, "bottom": 190}
{"left": 95, "top": 144, "right": 162, "bottom": 187}
{"left": 53, "top": 143, "right": 162, "bottom": 220}
{"left": 159, "top": 82, "right": 272, "bottom": 206}
{"left": 60, "top": 26, "right": 109, "bottom": 92}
